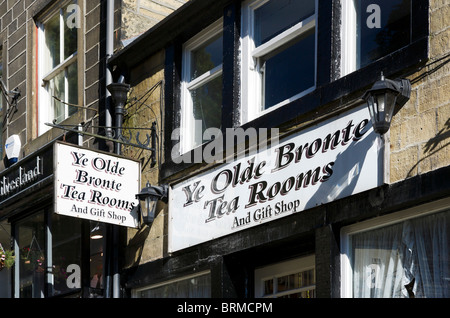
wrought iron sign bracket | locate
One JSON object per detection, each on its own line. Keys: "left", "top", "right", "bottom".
{"left": 45, "top": 121, "right": 158, "bottom": 167}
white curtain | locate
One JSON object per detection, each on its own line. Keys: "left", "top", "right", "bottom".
{"left": 352, "top": 210, "right": 449, "bottom": 298}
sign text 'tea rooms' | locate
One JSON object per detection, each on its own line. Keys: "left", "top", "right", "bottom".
{"left": 54, "top": 142, "right": 140, "bottom": 228}
{"left": 169, "top": 105, "right": 384, "bottom": 252}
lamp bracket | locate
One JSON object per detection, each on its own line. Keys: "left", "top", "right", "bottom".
{"left": 0, "top": 76, "right": 21, "bottom": 119}
{"left": 395, "top": 78, "right": 411, "bottom": 108}
{"left": 46, "top": 122, "right": 157, "bottom": 165}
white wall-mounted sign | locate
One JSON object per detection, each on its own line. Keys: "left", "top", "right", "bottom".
{"left": 54, "top": 142, "right": 140, "bottom": 228}
{"left": 169, "top": 105, "right": 385, "bottom": 252}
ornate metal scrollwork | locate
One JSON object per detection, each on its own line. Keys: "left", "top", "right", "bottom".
{"left": 45, "top": 121, "right": 158, "bottom": 167}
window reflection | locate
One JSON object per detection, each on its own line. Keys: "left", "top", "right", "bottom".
{"left": 50, "top": 214, "right": 81, "bottom": 296}
{"left": 263, "top": 268, "right": 315, "bottom": 298}
{"left": 254, "top": 0, "right": 314, "bottom": 46}
{"left": 261, "top": 30, "right": 315, "bottom": 109}
{"left": 191, "top": 34, "right": 223, "bottom": 80}
{"left": 17, "top": 212, "right": 46, "bottom": 298}
{"left": 191, "top": 75, "right": 222, "bottom": 147}
{"left": 89, "top": 222, "right": 104, "bottom": 297}
{"left": 357, "top": 0, "right": 411, "bottom": 69}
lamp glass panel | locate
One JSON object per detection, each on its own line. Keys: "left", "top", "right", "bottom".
{"left": 383, "top": 93, "right": 397, "bottom": 121}
{"left": 141, "top": 198, "right": 157, "bottom": 223}
{"left": 375, "top": 93, "right": 385, "bottom": 113}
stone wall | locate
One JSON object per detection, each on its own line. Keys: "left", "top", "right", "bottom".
{"left": 123, "top": 49, "right": 166, "bottom": 266}
{"left": 121, "top": 0, "right": 188, "bottom": 43}
{"left": 389, "top": 1, "right": 450, "bottom": 182}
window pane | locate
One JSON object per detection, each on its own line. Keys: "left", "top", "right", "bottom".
{"left": 67, "top": 62, "right": 78, "bottom": 116}
{"left": 357, "top": 0, "right": 411, "bottom": 69}
{"left": 17, "top": 212, "right": 46, "bottom": 298}
{"left": 262, "top": 30, "right": 315, "bottom": 109}
{"left": 263, "top": 279, "right": 274, "bottom": 295}
{"left": 51, "top": 214, "right": 81, "bottom": 296}
{"left": 90, "top": 222, "right": 105, "bottom": 296}
{"left": 254, "top": 0, "right": 315, "bottom": 46}
{"left": 191, "top": 34, "right": 223, "bottom": 80}
{"left": 63, "top": 2, "right": 78, "bottom": 60}
{"left": 49, "top": 70, "right": 66, "bottom": 123}
{"left": 191, "top": 75, "right": 222, "bottom": 147}
{"left": 44, "top": 13, "right": 61, "bottom": 70}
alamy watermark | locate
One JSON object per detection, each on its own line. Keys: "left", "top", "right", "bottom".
{"left": 66, "top": 4, "right": 81, "bottom": 29}
{"left": 66, "top": 264, "right": 81, "bottom": 289}
{"left": 366, "top": 4, "right": 382, "bottom": 29}
{"left": 171, "top": 121, "right": 280, "bottom": 164}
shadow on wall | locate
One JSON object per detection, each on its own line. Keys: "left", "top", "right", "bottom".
{"left": 407, "top": 118, "right": 450, "bottom": 177}
{"left": 124, "top": 226, "right": 151, "bottom": 269}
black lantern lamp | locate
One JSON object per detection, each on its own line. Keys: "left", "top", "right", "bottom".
{"left": 363, "top": 73, "right": 411, "bottom": 135}
{"left": 136, "top": 182, "right": 169, "bottom": 225}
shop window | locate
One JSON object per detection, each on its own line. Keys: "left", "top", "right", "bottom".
{"left": 12, "top": 208, "right": 104, "bottom": 298}
{"left": 132, "top": 271, "right": 211, "bottom": 298}
{"left": 255, "top": 255, "right": 315, "bottom": 298}
{"left": 341, "top": 208, "right": 450, "bottom": 298}
{"left": 37, "top": 0, "right": 79, "bottom": 135}
{"left": 0, "top": 220, "right": 12, "bottom": 298}
{"left": 16, "top": 212, "right": 46, "bottom": 298}
{"left": 241, "top": 0, "right": 316, "bottom": 123}
{"left": 89, "top": 222, "right": 104, "bottom": 296}
{"left": 181, "top": 20, "right": 223, "bottom": 153}
{"left": 49, "top": 214, "right": 82, "bottom": 297}
{"left": 341, "top": 0, "right": 412, "bottom": 76}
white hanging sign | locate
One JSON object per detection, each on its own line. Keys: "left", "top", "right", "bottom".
{"left": 169, "top": 105, "right": 385, "bottom": 252}
{"left": 54, "top": 142, "right": 140, "bottom": 228}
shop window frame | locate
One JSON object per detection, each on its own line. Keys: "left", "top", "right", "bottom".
{"left": 11, "top": 206, "right": 97, "bottom": 298}
{"left": 255, "top": 255, "right": 315, "bottom": 298}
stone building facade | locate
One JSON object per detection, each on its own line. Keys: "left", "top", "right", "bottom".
{"left": 0, "top": 0, "right": 185, "bottom": 298}
{"left": 0, "top": 0, "right": 448, "bottom": 300}
{"left": 109, "top": 0, "right": 450, "bottom": 299}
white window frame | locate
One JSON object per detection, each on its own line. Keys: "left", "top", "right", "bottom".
{"left": 340, "top": 197, "right": 450, "bottom": 298}
{"left": 37, "top": 0, "right": 79, "bottom": 136}
{"left": 341, "top": 0, "right": 359, "bottom": 77}
{"left": 240, "top": 0, "right": 317, "bottom": 124}
{"left": 255, "top": 254, "right": 315, "bottom": 298}
{"left": 180, "top": 19, "right": 223, "bottom": 154}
